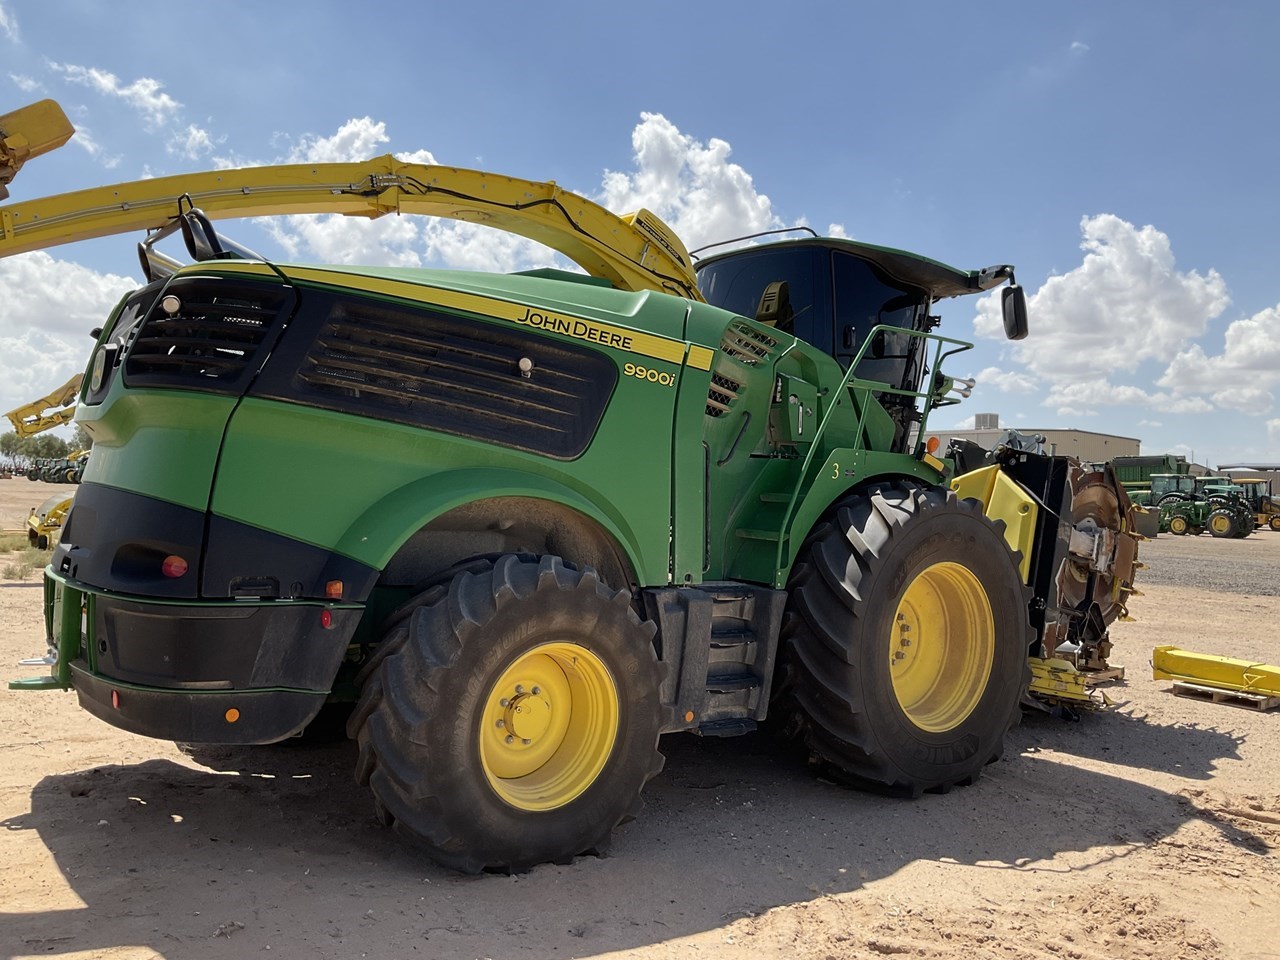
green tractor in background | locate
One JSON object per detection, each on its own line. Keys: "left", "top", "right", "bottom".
{"left": 1157, "top": 474, "right": 1254, "bottom": 538}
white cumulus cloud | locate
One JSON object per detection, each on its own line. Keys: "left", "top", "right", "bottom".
{"left": 0, "top": 3, "right": 18, "bottom": 42}
{"left": 0, "top": 253, "right": 138, "bottom": 416}
{"left": 167, "top": 123, "right": 217, "bottom": 161}
{"left": 1158, "top": 303, "right": 1280, "bottom": 405}
{"left": 974, "top": 365, "right": 1037, "bottom": 393}
{"left": 599, "top": 113, "right": 782, "bottom": 254}
{"left": 48, "top": 62, "right": 182, "bottom": 128}
{"left": 10, "top": 72, "right": 40, "bottom": 92}
{"left": 975, "top": 214, "right": 1229, "bottom": 381}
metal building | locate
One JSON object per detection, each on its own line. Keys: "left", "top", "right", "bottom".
{"left": 928, "top": 414, "right": 1140, "bottom": 463}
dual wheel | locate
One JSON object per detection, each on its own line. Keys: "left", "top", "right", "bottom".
{"left": 349, "top": 484, "right": 1030, "bottom": 870}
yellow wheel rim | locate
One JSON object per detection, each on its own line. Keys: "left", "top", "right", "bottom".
{"left": 1170, "top": 517, "right": 1187, "bottom": 534}
{"left": 479, "top": 642, "right": 619, "bottom": 811}
{"left": 1209, "top": 514, "right": 1231, "bottom": 534}
{"left": 890, "top": 562, "right": 995, "bottom": 733}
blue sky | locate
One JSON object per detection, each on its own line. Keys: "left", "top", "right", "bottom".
{"left": 2, "top": 1, "right": 1278, "bottom": 466}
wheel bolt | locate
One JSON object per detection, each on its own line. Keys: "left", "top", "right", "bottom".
{"left": 894, "top": 651, "right": 906, "bottom": 660}
{"left": 499, "top": 698, "right": 510, "bottom": 708}
{"left": 901, "top": 639, "right": 912, "bottom": 647}
{"left": 496, "top": 719, "right": 505, "bottom": 728}
{"left": 531, "top": 686, "right": 541, "bottom": 695}
{"left": 522, "top": 739, "right": 532, "bottom": 746}
{"left": 505, "top": 735, "right": 515, "bottom": 744}
{"left": 515, "top": 685, "right": 525, "bottom": 694}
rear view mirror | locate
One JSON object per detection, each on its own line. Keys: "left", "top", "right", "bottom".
{"left": 1002, "top": 284, "right": 1028, "bottom": 341}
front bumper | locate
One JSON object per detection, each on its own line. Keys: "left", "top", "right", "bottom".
{"left": 11, "top": 570, "right": 362, "bottom": 744}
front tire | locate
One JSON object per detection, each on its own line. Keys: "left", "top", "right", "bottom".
{"left": 348, "top": 554, "right": 665, "bottom": 873}
{"left": 776, "top": 482, "right": 1031, "bottom": 795}
{"left": 1168, "top": 515, "right": 1189, "bottom": 536}
{"left": 1207, "top": 509, "right": 1237, "bottom": 538}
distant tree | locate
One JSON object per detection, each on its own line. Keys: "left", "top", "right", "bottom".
{"left": 71, "top": 424, "right": 94, "bottom": 451}
{"left": 0, "top": 431, "right": 17, "bottom": 457}
{"left": 18, "top": 435, "right": 70, "bottom": 458}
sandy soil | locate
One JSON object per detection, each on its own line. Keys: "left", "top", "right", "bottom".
{"left": 1, "top": 476, "right": 1277, "bottom": 960}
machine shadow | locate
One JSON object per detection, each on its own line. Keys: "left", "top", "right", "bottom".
{"left": 2, "top": 714, "right": 1261, "bottom": 960}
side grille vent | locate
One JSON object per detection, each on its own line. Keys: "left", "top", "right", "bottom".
{"left": 719, "top": 320, "right": 778, "bottom": 365}
{"left": 124, "top": 277, "right": 293, "bottom": 393}
{"left": 706, "top": 372, "right": 742, "bottom": 418}
{"left": 275, "top": 297, "right": 616, "bottom": 460}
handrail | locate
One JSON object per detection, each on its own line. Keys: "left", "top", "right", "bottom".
{"left": 772, "top": 325, "right": 974, "bottom": 577}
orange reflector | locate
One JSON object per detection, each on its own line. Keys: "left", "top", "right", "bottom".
{"left": 161, "top": 555, "right": 189, "bottom": 578}
{"left": 684, "top": 710, "right": 695, "bottom": 723}
{"left": 926, "top": 435, "right": 940, "bottom": 454}
{"left": 325, "top": 580, "right": 343, "bottom": 599}
{"left": 225, "top": 708, "right": 240, "bottom": 723}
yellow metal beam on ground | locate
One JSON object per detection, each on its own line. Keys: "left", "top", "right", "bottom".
{"left": 1152, "top": 645, "right": 1280, "bottom": 697}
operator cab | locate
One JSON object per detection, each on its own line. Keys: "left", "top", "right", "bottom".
{"left": 697, "top": 239, "right": 930, "bottom": 380}
{"left": 695, "top": 235, "right": 1024, "bottom": 451}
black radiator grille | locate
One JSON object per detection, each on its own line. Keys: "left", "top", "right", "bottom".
{"left": 265, "top": 295, "right": 616, "bottom": 460}
{"left": 124, "top": 277, "right": 294, "bottom": 393}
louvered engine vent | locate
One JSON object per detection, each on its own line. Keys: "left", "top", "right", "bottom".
{"left": 719, "top": 320, "right": 778, "bottom": 365}
{"left": 706, "top": 372, "right": 742, "bottom": 418}
{"left": 124, "top": 277, "right": 292, "bottom": 393}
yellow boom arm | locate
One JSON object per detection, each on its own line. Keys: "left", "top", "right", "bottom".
{"left": 4, "top": 374, "right": 83, "bottom": 437}
{"left": 0, "top": 100, "right": 701, "bottom": 301}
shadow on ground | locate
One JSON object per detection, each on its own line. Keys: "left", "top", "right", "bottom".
{"left": 1, "top": 706, "right": 1261, "bottom": 960}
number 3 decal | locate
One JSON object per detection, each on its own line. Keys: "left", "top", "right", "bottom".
{"left": 831, "top": 462, "right": 840, "bottom": 479}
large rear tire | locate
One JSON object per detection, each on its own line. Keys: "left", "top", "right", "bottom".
{"left": 348, "top": 554, "right": 665, "bottom": 873}
{"left": 776, "top": 481, "right": 1031, "bottom": 795}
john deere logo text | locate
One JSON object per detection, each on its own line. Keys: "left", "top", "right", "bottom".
{"left": 514, "top": 307, "right": 635, "bottom": 351}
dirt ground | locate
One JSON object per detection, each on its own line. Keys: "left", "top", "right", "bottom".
{"left": 1, "top": 476, "right": 1277, "bottom": 960}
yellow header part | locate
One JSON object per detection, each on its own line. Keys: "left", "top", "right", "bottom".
{"left": 0, "top": 110, "right": 702, "bottom": 302}
{"left": 950, "top": 464, "right": 1038, "bottom": 582}
{"left": 0, "top": 99, "right": 74, "bottom": 199}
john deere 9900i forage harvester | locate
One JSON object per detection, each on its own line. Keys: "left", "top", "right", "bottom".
{"left": 4, "top": 99, "right": 1139, "bottom": 872}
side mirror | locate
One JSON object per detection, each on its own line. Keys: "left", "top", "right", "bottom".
{"left": 1002, "top": 284, "right": 1028, "bottom": 341}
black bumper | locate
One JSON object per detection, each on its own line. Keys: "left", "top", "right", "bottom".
{"left": 48, "top": 573, "right": 362, "bottom": 744}
{"left": 72, "top": 665, "right": 327, "bottom": 744}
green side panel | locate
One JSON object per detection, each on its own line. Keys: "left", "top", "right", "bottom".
{"left": 75, "top": 387, "right": 238, "bottom": 511}
{"left": 209, "top": 366, "right": 680, "bottom": 584}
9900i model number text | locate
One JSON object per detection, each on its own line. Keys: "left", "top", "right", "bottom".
{"left": 624, "top": 362, "right": 675, "bottom": 387}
